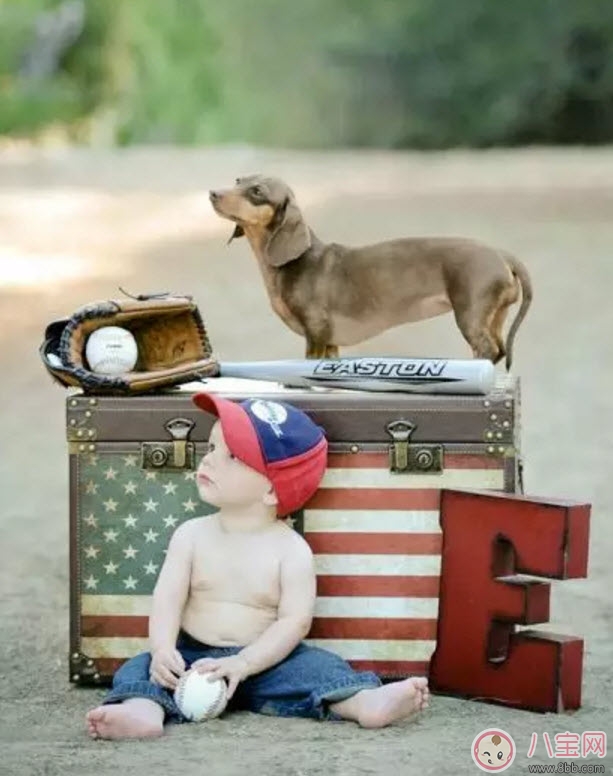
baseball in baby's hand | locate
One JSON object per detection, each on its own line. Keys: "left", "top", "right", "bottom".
{"left": 174, "top": 670, "right": 228, "bottom": 722}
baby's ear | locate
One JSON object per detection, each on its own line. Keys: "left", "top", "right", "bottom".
{"left": 263, "top": 485, "right": 278, "bottom": 508}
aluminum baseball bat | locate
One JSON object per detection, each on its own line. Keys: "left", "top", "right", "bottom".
{"left": 216, "top": 357, "right": 496, "bottom": 395}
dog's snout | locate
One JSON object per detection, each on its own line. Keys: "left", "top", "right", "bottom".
{"left": 209, "top": 190, "right": 220, "bottom": 201}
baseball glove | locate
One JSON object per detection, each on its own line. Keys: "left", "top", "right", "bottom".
{"left": 40, "top": 291, "right": 220, "bottom": 394}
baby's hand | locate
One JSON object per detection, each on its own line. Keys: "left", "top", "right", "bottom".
{"left": 192, "top": 655, "right": 249, "bottom": 699}
{"left": 150, "top": 647, "right": 186, "bottom": 690}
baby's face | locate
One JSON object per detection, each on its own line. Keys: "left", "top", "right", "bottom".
{"left": 196, "top": 422, "right": 274, "bottom": 510}
{"left": 474, "top": 734, "right": 513, "bottom": 770}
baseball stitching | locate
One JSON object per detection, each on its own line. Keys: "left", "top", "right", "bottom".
{"left": 206, "top": 680, "right": 227, "bottom": 720}
{"left": 175, "top": 673, "right": 188, "bottom": 717}
{"left": 176, "top": 672, "right": 227, "bottom": 721}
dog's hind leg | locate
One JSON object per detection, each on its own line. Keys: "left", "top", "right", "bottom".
{"left": 468, "top": 330, "right": 501, "bottom": 363}
{"left": 490, "top": 302, "right": 512, "bottom": 363}
{"left": 454, "top": 306, "right": 502, "bottom": 364}
{"left": 324, "top": 345, "right": 339, "bottom": 358}
{"left": 452, "top": 276, "right": 516, "bottom": 364}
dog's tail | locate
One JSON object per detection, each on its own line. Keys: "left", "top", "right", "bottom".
{"left": 504, "top": 256, "right": 533, "bottom": 371}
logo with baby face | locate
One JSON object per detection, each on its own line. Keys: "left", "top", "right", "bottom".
{"left": 472, "top": 729, "right": 516, "bottom": 772}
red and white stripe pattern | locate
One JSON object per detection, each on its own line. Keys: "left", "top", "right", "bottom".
{"left": 302, "top": 452, "right": 504, "bottom": 676}
{"left": 80, "top": 451, "right": 504, "bottom": 679}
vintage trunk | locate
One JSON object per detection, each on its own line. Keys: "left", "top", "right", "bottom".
{"left": 67, "top": 376, "right": 521, "bottom": 685}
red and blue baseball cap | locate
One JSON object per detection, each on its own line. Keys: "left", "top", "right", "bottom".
{"left": 192, "top": 393, "right": 328, "bottom": 517}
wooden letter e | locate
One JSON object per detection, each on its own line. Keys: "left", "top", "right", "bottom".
{"left": 429, "top": 489, "right": 590, "bottom": 712}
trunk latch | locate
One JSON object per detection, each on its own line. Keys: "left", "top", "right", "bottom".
{"left": 386, "top": 420, "right": 443, "bottom": 474}
{"left": 141, "top": 418, "right": 196, "bottom": 471}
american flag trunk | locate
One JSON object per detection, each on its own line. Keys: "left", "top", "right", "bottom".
{"left": 67, "top": 377, "right": 520, "bottom": 685}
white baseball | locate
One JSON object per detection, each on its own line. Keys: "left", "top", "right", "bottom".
{"left": 174, "top": 670, "right": 228, "bottom": 722}
{"left": 85, "top": 326, "right": 138, "bottom": 375}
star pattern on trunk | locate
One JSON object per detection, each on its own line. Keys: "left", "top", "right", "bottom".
{"left": 79, "top": 453, "right": 216, "bottom": 594}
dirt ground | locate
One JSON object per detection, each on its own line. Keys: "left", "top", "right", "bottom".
{"left": 0, "top": 147, "right": 612, "bottom": 776}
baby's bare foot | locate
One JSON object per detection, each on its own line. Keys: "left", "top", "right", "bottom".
{"left": 355, "top": 677, "right": 430, "bottom": 728}
{"left": 86, "top": 699, "right": 164, "bottom": 740}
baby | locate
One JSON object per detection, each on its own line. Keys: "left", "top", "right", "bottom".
{"left": 87, "top": 394, "right": 429, "bottom": 739}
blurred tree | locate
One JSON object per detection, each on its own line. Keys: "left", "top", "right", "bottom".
{"left": 0, "top": 0, "right": 111, "bottom": 136}
{"left": 327, "top": 0, "right": 613, "bottom": 146}
{"left": 110, "top": 0, "right": 221, "bottom": 144}
{"left": 1, "top": 0, "right": 612, "bottom": 146}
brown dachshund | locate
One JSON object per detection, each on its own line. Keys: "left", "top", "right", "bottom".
{"left": 209, "top": 175, "right": 532, "bottom": 368}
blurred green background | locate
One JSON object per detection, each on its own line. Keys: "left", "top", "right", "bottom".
{"left": 1, "top": 0, "right": 613, "bottom": 148}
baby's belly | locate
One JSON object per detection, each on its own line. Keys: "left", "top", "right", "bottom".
{"left": 181, "top": 596, "right": 277, "bottom": 647}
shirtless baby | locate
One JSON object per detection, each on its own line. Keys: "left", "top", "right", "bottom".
{"left": 87, "top": 394, "right": 429, "bottom": 739}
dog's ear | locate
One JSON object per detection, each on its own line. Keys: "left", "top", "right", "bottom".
{"left": 227, "top": 224, "right": 244, "bottom": 244}
{"left": 265, "top": 197, "right": 311, "bottom": 267}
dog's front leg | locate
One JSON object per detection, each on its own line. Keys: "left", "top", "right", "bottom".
{"left": 324, "top": 345, "right": 339, "bottom": 358}
{"left": 305, "top": 338, "right": 329, "bottom": 359}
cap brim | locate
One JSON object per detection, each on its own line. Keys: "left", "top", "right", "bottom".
{"left": 192, "top": 393, "right": 267, "bottom": 476}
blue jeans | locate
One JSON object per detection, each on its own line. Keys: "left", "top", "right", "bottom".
{"left": 103, "top": 630, "right": 382, "bottom": 722}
